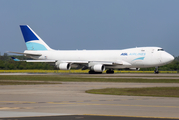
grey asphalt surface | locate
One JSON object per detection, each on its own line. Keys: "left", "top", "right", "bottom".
{"left": 0, "top": 73, "right": 179, "bottom": 119}
{"left": 1, "top": 115, "right": 178, "bottom": 120}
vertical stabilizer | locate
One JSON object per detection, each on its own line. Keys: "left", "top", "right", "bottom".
{"left": 20, "top": 25, "right": 52, "bottom": 51}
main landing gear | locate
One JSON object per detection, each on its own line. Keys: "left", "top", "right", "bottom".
{"left": 154, "top": 66, "right": 159, "bottom": 74}
{"left": 88, "top": 70, "right": 102, "bottom": 74}
{"left": 88, "top": 69, "right": 115, "bottom": 74}
{"left": 106, "top": 69, "right": 114, "bottom": 74}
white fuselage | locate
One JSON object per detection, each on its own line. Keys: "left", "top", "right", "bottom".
{"left": 24, "top": 47, "right": 174, "bottom": 69}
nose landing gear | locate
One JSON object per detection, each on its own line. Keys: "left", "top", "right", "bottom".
{"left": 154, "top": 67, "right": 159, "bottom": 74}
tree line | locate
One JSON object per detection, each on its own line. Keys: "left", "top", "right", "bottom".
{"left": 0, "top": 53, "right": 179, "bottom": 71}
{"left": 0, "top": 53, "right": 54, "bottom": 70}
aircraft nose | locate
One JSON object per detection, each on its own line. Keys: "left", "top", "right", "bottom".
{"left": 162, "top": 52, "right": 174, "bottom": 63}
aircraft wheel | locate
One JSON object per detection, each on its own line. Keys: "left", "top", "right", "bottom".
{"left": 106, "top": 70, "right": 114, "bottom": 74}
{"left": 154, "top": 67, "right": 159, "bottom": 74}
{"left": 89, "top": 70, "right": 102, "bottom": 74}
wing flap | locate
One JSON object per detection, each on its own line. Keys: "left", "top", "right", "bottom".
{"left": 87, "top": 60, "right": 131, "bottom": 66}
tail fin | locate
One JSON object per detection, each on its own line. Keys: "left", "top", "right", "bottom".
{"left": 20, "top": 25, "right": 52, "bottom": 51}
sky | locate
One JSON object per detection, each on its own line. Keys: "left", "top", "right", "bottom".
{"left": 0, "top": 0, "right": 179, "bottom": 56}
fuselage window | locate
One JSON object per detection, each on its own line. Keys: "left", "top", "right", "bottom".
{"left": 158, "top": 49, "right": 164, "bottom": 51}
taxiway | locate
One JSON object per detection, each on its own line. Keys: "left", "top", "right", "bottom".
{"left": 0, "top": 73, "right": 179, "bottom": 119}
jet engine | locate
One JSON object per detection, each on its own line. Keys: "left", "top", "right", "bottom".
{"left": 91, "top": 64, "right": 105, "bottom": 72}
{"left": 58, "top": 63, "right": 71, "bottom": 70}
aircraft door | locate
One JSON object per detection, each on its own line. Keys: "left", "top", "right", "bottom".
{"left": 151, "top": 48, "right": 161, "bottom": 65}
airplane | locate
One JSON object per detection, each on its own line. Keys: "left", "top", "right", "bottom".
{"left": 9, "top": 25, "right": 174, "bottom": 74}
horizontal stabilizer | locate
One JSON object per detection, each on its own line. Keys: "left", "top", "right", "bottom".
{"left": 26, "top": 60, "right": 56, "bottom": 62}
{"left": 8, "top": 51, "right": 42, "bottom": 56}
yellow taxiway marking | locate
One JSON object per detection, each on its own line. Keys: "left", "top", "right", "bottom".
{"left": 0, "top": 101, "right": 23, "bottom": 103}
{"left": 0, "top": 101, "right": 36, "bottom": 104}
{"left": 1, "top": 101, "right": 179, "bottom": 109}
{"left": 48, "top": 102, "right": 179, "bottom": 108}
{"left": 0, "top": 107, "right": 19, "bottom": 110}
{"left": 84, "top": 114, "right": 179, "bottom": 119}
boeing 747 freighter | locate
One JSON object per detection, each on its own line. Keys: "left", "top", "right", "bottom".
{"left": 9, "top": 25, "right": 174, "bottom": 74}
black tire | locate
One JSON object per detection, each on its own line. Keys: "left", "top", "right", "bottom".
{"left": 89, "top": 70, "right": 102, "bottom": 74}
{"left": 154, "top": 70, "right": 159, "bottom": 74}
{"left": 106, "top": 70, "right": 114, "bottom": 74}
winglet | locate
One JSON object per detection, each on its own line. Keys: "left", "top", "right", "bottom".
{"left": 11, "top": 57, "right": 20, "bottom": 61}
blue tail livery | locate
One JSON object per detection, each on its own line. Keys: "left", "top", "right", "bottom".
{"left": 11, "top": 57, "right": 20, "bottom": 61}
{"left": 20, "top": 25, "right": 52, "bottom": 51}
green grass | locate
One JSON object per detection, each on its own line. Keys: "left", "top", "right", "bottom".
{"left": 0, "top": 75, "right": 179, "bottom": 83}
{"left": 86, "top": 87, "right": 179, "bottom": 97}
{"left": 0, "top": 81, "right": 58, "bottom": 85}
{"left": 1, "top": 75, "right": 179, "bottom": 97}
{"left": 0, "top": 70, "right": 177, "bottom": 74}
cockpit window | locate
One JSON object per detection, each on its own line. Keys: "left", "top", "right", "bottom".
{"left": 158, "top": 49, "right": 164, "bottom": 51}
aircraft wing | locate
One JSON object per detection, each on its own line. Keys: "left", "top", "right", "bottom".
{"left": 8, "top": 51, "right": 42, "bottom": 56}
{"left": 54, "top": 60, "right": 131, "bottom": 65}
{"left": 13, "top": 58, "right": 131, "bottom": 66}
{"left": 9, "top": 51, "right": 131, "bottom": 66}
{"left": 11, "top": 57, "right": 53, "bottom": 62}
{"left": 11, "top": 54, "right": 131, "bottom": 70}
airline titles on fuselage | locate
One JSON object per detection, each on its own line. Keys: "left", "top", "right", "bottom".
{"left": 121, "top": 53, "right": 146, "bottom": 56}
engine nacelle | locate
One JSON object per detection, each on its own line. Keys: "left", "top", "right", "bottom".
{"left": 91, "top": 64, "right": 105, "bottom": 72}
{"left": 58, "top": 63, "right": 71, "bottom": 70}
